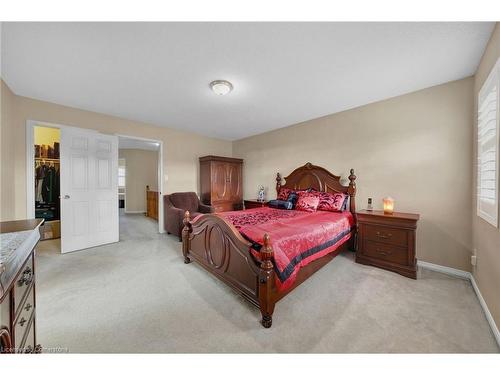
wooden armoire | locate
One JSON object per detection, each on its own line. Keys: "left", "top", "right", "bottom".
{"left": 199, "top": 156, "right": 243, "bottom": 212}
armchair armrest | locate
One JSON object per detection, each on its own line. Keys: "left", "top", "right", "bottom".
{"left": 198, "top": 203, "right": 214, "bottom": 214}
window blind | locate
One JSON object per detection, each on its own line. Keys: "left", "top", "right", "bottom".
{"left": 477, "top": 58, "right": 500, "bottom": 227}
{"left": 118, "top": 166, "right": 126, "bottom": 188}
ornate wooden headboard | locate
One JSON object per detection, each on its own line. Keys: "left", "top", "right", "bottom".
{"left": 276, "top": 162, "right": 357, "bottom": 213}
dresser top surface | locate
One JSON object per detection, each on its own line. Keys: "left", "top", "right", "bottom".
{"left": 357, "top": 210, "right": 420, "bottom": 221}
{"left": 199, "top": 155, "right": 243, "bottom": 163}
{"left": 0, "top": 219, "right": 44, "bottom": 234}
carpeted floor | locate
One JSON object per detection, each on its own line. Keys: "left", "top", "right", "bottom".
{"left": 35, "top": 212, "right": 499, "bottom": 353}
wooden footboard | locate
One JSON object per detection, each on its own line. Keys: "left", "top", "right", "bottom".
{"left": 182, "top": 211, "right": 277, "bottom": 327}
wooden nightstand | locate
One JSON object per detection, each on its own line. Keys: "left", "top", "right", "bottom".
{"left": 355, "top": 209, "right": 420, "bottom": 279}
{"left": 244, "top": 200, "right": 268, "bottom": 209}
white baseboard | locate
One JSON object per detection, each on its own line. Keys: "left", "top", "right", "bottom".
{"left": 470, "top": 274, "right": 500, "bottom": 347}
{"left": 417, "top": 260, "right": 470, "bottom": 279}
{"left": 417, "top": 260, "right": 500, "bottom": 348}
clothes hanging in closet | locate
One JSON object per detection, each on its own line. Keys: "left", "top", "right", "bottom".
{"left": 35, "top": 161, "right": 60, "bottom": 220}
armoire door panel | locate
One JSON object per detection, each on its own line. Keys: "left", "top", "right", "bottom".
{"left": 226, "top": 163, "right": 242, "bottom": 201}
{"left": 212, "top": 161, "right": 228, "bottom": 201}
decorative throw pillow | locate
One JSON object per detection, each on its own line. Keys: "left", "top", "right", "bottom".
{"left": 277, "top": 187, "right": 292, "bottom": 201}
{"left": 268, "top": 199, "right": 294, "bottom": 210}
{"left": 295, "top": 192, "right": 320, "bottom": 212}
{"left": 287, "top": 192, "right": 299, "bottom": 209}
{"left": 317, "top": 192, "right": 348, "bottom": 212}
{"left": 341, "top": 195, "right": 349, "bottom": 211}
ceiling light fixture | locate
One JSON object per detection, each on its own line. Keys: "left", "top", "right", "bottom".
{"left": 210, "top": 80, "right": 233, "bottom": 96}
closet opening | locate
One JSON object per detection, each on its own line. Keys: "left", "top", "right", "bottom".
{"left": 34, "top": 125, "right": 61, "bottom": 246}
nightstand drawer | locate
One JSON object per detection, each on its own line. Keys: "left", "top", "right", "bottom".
{"left": 364, "top": 224, "right": 408, "bottom": 247}
{"left": 362, "top": 240, "right": 408, "bottom": 266}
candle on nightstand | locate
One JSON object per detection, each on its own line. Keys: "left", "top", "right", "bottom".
{"left": 383, "top": 197, "right": 394, "bottom": 214}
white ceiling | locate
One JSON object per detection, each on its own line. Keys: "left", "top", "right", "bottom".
{"left": 1, "top": 22, "right": 495, "bottom": 140}
{"left": 118, "top": 136, "right": 159, "bottom": 151}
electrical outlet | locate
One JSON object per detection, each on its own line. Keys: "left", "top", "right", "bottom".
{"left": 471, "top": 255, "right": 477, "bottom": 266}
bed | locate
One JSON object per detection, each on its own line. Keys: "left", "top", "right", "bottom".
{"left": 181, "top": 162, "right": 357, "bottom": 328}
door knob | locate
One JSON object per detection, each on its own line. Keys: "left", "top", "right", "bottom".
{"left": 63, "top": 195, "right": 70, "bottom": 199}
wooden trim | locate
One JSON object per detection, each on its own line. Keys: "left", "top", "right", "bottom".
{"left": 199, "top": 155, "right": 243, "bottom": 163}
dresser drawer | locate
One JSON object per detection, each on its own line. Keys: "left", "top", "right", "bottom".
{"left": 364, "top": 224, "right": 408, "bottom": 247}
{"left": 14, "top": 258, "right": 34, "bottom": 314}
{"left": 14, "top": 286, "right": 34, "bottom": 346}
{"left": 362, "top": 240, "right": 408, "bottom": 266}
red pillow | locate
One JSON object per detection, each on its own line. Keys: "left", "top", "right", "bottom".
{"left": 317, "top": 192, "right": 347, "bottom": 212}
{"left": 277, "top": 187, "right": 292, "bottom": 201}
{"left": 296, "top": 192, "right": 320, "bottom": 212}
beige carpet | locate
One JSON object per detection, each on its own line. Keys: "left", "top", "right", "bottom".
{"left": 35, "top": 213, "right": 499, "bottom": 353}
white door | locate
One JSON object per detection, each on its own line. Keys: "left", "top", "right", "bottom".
{"left": 60, "top": 127, "right": 119, "bottom": 253}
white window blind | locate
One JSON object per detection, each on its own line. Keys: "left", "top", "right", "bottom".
{"left": 477, "top": 58, "right": 500, "bottom": 227}
{"left": 118, "top": 165, "right": 126, "bottom": 188}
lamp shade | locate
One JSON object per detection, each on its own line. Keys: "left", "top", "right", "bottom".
{"left": 383, "top": 197, "right": 394, "bottom": 214}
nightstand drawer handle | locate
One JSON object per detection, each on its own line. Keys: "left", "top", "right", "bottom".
{"left": 376, "top": 231, "right": 392, "bottom": 239}
{"left": 376, "top": 248, "right": 392, "bottom": 256}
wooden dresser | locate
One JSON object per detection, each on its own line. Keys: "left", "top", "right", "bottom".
{"left": 0, "top": 219, "right": 43, "bottom": 354}
{"left": 199, "top": 155, "right": 243, "bottom": 212}
{"left": 146, "top": 185, "right": 159, "bottom": 220}
{"left": 355, "top": 210, "right": 419, "bottom": 279}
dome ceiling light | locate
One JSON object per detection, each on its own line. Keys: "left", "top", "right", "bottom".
{"left": 210, "top": 80, "right": 233, "bottom": 96}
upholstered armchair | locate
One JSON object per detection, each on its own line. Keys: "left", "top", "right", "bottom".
{"left": 164, "top": 192, "right": 213, "bottom": 241}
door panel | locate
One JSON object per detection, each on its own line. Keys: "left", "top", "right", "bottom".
{"left": 226, "top": 163, "right": 242, "bottom": 201}
{"left": 212, "top": 161, "right": 228, "bottom": 201}
{"left": 61, "top": 128, "right": 118, "bottom": 253}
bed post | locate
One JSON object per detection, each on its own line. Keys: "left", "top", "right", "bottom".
{"left": 182, "top": 211, "right": 192, "bottom": 264}
{"left": 259, "top": 234, "right": 276, "bottom": 328}
{"left": 348, "top": 169, "right": 357, "bottom": 251}
{"left": 276, "top": 173, "right": 282, "bottom": 194}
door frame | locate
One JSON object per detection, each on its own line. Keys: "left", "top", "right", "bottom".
{"left": 115, "top": 133, "right": 165, "bottom": 234}
{"left": 26, "top": 121, "right": 165, "bottom": 237}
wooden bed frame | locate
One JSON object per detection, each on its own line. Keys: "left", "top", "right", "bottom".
{"left": 182, "top": 162, "right": 357, "bottom": 328}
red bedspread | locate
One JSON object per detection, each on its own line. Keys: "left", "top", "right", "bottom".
{"left": 218, "top": 207, "right": 354, "bottom": 291}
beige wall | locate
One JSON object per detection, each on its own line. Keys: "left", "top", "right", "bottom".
{"left": 119, "top": 148, "right": 158, "bottom": 213}
{"left": 34, "top": 125, "right": 60, "bottom": 147}
{"left": 234, "top": 77, "right": 474, "bottom": 272}
{"left": 0, "top": 79, "right": 232, "bottom": 221}
{"left": 472, "top": 23, "right": 500, "bottom": 329}
{"left": 0, "top": 80, "right": 16, "bottom": 221}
